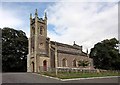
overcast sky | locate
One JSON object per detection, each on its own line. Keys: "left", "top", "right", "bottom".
{"left": 0, "top": 0, "right": 119, "bottom": 53}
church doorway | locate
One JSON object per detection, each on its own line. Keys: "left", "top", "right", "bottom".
{"left": 43, "top": 60, "right": 47, "bottom": 71}
{"left": 31, "top": 62, "right": 34, "bottom": 72}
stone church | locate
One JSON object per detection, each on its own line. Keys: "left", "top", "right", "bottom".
{"left": 27, "top": 9, "right": 94, "bottom": 72}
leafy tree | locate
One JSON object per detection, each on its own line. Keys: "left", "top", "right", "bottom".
{"left": 78, "top": 60, "right": 89, "bottom": 67}
{"left": 2, "top": 27, "right": 28, "bottom": 72}
{"left": 90, "top": 38, "right": 120, "bottom": 70}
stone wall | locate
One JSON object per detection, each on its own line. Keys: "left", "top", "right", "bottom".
{"left": 57, "top": 52, "right": 92, "bottom": 68}
{"left": 49, "top": 41, "right": 93, "bottom": 69}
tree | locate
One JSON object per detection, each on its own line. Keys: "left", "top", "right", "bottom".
{"left": 78, "top": 60, "right": 89, "bottom": 67}
{"left": 90, "top": 38, "right": 120, "bottom": 70}
{"left": 2, "top": 27, "right": 28, "bottom": 72}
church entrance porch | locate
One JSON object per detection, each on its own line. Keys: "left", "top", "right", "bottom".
{"left": 38, "top": 57, "right": 50, "bottom": 72}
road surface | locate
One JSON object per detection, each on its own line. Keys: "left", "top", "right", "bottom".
{"left": 2, "top": 72, "right": 120, "bottom": 83}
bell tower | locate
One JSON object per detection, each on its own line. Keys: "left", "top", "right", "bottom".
{"left": 34, "top": 9, "right": 47, "bottom": 54}
{"left": 28, "top": 9, "right": 50, "bottom": 72}
{"left": 30, "top": 9, "right": 47, "bottom": 55}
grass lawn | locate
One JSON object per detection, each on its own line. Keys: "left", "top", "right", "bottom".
{"left": 40, "top": 71, "right": 120, "bottom": 79}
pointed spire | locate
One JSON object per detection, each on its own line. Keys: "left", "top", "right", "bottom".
{"left": 86, "top": 49, "right": 88, "bottom": 54}
{"left": 74, "top": 41, "right": 75, "bottom": 45}
{"left": 86, "top": 49, "right": 89, "bottom": 58}
{"left": 30, "top": 13, "right": 32, "bottom": 19}
{"left": 35, "top": 9, "right": 38, "bottom": 17}
{"left": 44, "top": 12, "right": 47, "bottom": 20}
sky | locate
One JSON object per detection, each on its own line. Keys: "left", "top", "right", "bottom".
{"left": 0, "top": 0, "right": 119, "bottom": 53}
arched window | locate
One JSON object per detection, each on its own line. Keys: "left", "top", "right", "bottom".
{"left": 40, "top": 26, "right": 44, "bottom": 35}
{"left": 73, "top": 59, "right": 77, "bottom": 67}
{"left": 62, "top": 58, "right": 67, "bottom": 67}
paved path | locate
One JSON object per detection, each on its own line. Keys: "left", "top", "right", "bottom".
{"left": 2, "top": 73, "right": 61, "bottom": 83}
{"left": 2, "top": 72, "right": 120, "bottom": 83}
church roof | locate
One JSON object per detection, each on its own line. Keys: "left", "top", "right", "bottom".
{"left": 50, "top": 41, "right": 87, "bottom": 56}
{"left": 50, "top": 41, "right": 82, "bottom": 50}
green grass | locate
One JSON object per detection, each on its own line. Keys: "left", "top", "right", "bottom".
{"left": 40, "top": 71, "right": 120, "bottom": 79}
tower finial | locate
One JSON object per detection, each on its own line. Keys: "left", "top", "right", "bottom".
{"left": 44, "top": 12, "right": 47, "bottom": 19}
{"left": 35, "top": 9, "right": 38, "bottom": 17}
{"left": 30, "top": 13, "right": 32, "bottom": 19}
{"left": 86, "top": 49, "right": 88, "bottom": 54}
{"left": 74, "top": 41, "right": 75, "bottom": 45}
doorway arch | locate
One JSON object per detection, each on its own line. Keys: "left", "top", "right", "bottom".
{"left": 31, "top": 62, "right": 34, "bottom": 72}
{"left": 43, "top": 60, "right": 47, "bottom": 71}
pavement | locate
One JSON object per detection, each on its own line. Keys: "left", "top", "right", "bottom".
{"left": 2, "top": 72, "right": 120, "bottom": 83}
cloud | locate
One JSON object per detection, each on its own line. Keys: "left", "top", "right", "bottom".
{"left": 0, "top": 2, "right": 53, "bottom": 37}
{"left": 1, "top": 2, "right": 118, "bottom": 53}
{"left": 0, "top": 8, "right": 31, "bottom": 37}
{"left": 46, "top": 2, "right": 118, "bottom": 52}
{"left": 1, "top": 0, "right": 119, "bottom": 2}
{"left": 0, "top": 9, "right": 23, "bottom": 29}
{"left": 0, "top": 3, "right": 31, "bottom": 37}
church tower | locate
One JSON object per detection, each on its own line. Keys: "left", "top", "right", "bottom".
{"left": 28, "top": 9, "right": 50, "bottom": 72}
